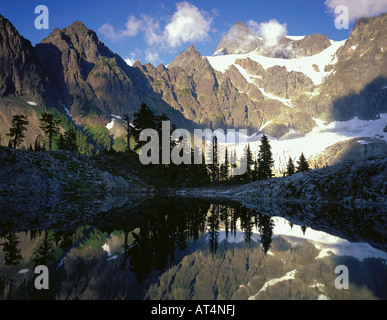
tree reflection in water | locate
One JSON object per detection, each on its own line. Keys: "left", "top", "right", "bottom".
{"left": 0, "top": 197, "right": 385, "bottom": 300}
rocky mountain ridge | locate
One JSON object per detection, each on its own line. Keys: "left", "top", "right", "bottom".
{"left": 215, "top": 21, "right": 332, "bottom": 58}
{"left": 0, "top": 12, "right": 386, "bottom": 149}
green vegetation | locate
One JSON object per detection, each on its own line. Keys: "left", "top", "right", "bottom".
{"left": 6, "top": 114, "right": 29, "bottom": 148}
{"left": 39, "top": 112, "right": 61, "bottom": 151}
{"left": 112, "top": 137, "right": 127, "bottom": 152}
{"left": 83, "top": 124, "right": 112, "bottom": 151}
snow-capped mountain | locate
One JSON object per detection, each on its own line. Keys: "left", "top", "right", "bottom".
{"left": 0, "top": 12, "right": 386, "bottom": 163}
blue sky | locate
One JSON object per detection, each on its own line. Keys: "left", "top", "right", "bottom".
{"left": 1, "top": 0, "right": 386, "bottom": 65}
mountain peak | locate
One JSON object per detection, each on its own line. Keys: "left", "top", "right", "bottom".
{"left": 186, "top": 44, "right": 197, "bottom": 53}
{"left": 62, "top": 20, "right": 95, "bottom": 38}
{"left": 168, "top": 44, "right": 202, "bottom": 71}
{"left": 231, "top": 21, "right": 251, "bottom": 31}
{"left": 38, "top": 20, "right": 114, "bottom": 64}
{"left": 0, "top": 13, "right": 47, "bottom": 100}
{"left": 215, "top": 21, "right": 261, "bottom": 55}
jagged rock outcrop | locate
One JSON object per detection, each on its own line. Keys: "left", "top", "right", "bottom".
{"left": 215, "top": 21, "right": 262, "bottom": 55}
{"left": 233, "top": 154, "right": 387, "bottom": 204}
{"left": 0, "top": 15, "right": 48, "bottom": 102}
{"left": 136, "top": 45, "right": 265, "bottom": 130}
{"left": 310, "top": 13, "right": 387, "bottom": 121}
{"left": 35, "top": 21, "right": 143, "bottom": 126}
{"left": 1, "top": 13, "right": 386, "bottom": 144}
{"left": 215, "top": 21, "right": 331, "bottom": 58}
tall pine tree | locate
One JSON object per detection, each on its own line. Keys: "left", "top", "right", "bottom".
{"left": 7, "top": 114, "right": 29, "bottom": 148}
{"left": 296, "top": 152, "right": 310, "bottom": 173}
{"left": 286, "top": 157, "right": 295, "bottom": 176}
{"left": 208, "top": 135, "right": 219, "bottom": 182}
{"left": 219, "top": 146, "right": 229, "bottom": 181}
{"left": 39, "top": 113, "right": 61, "bottom": 151}
{"left": 64, "top": 129, "right": 78, "bottom": 151}
{"left": 131, "top": 103, "right": 157, "bottom": 151}
{"left": 122, "top": 113, "right": 131, "bottom": 152}
{"left": 257, "top": 134, "right": 274, "bottom": 180}
{"left": 242, "top": 144, "right": 254, "bottom": 181}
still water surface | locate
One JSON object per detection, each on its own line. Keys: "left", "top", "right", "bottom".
{"left": 0, "top": 196, "right": 386, "bottom": 300}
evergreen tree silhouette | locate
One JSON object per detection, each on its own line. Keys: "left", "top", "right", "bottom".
{"left": 122, "top": 113, "right": 131, "bottom": 152}
{"left": 64, "top": 129, "right": 78, "bottom": 151}
{"left": 207, "top": 204, "right": 220, "bottom": 256}
{"left": 257, "top": 134, "right": 274, "bottom": 180}
{"left": 219, "top": 146, "right": 229, "bottom": 181}
{"left": 296, "top": 152, "right": 310, "bottom": 173}
{"left": 286, "top": 157, "right": 295, "bottom": 176}
{"left": 7, "top": 114, "right": 29, "bottom": 148}
{"left": 57, "top": 133, "right": 66, "bottom": 150}
{"left": 131, "top": 103, "right": 157, "bottom": 151}
{"left": 39, "top": 113, "right": 61, "bottom": 151}
{"left": 1, "top": 233, "right": 22, "bottom": 265}
{"left": 243, "top": 144, "right": 254, "bottom": 181}
{"left": 208, "top": 135, "right": 219, "bottom": 182}
{"left": 257, "top": 214, "right": 274, "bottom": 255}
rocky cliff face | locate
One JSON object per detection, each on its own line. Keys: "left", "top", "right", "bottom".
{"left": 35, "top": 21, "right": 143, "bottom": 126}
{"left": 215, "top": 21, "right": 262, "bottom": 55}
{"left": 0, "top": 13, "right": 386, "bottom": 145}
{"left": 0, "top": 16, "right": 48, "bottom": 103}
{"left": 215, "top": 21, "right": 331, "bottom": 59}
{"left": 310, "top": 13, "right": 387, "bottom": 121}
{"left": 0, "top": 16, "right": 193, "bottom": 149}
{"left": 134, "top": 45, "right": 264, "bottom": 130}
{"left": 133, "top": 14, "right": 386, "bottom": 137}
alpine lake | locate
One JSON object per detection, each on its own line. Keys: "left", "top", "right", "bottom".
{"left": 0, "top": 194, "right": 386, "bottom": 300}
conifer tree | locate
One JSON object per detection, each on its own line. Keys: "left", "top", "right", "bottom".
{"left": 232, "top": 150, "right": 237, "bottom": 169}
{"left": 7, "top": 114, "right": 29, "bottom": 148}
{"left": 219, "top": 146, "right": 229, "bottom": 181}
{"left": 34, "top": 138, "right": 40, "bottom": 151}
{"left": 57, "top": 134, "right": 66, "bottom": 150}
{"left": 39, "top": 113, "right": 61, "bottom": 151}
{"left": 64, "top": 129, "right": 78, "bottom": 151}
{"left": 131, "top": 103, "right": 157, "bottom": 151}
{"left": 242, "top": 144, "right": 254, "bottom": 181}
{"left": 257, "top": 134, "right": 274, "bottom": 180}
{"left": 253, "top": 157, "right": 259, "bottom": 181}
{"left": 286, "top": 157, "right": 295, "bottom": 176}
{"left": 122, "top": 113, "right": 131, "bottom": 152}
{"left": 208, "top": 135, "right": 219, "bottom": 182}
{"left": 296, "top": 152, "right": 310, "bottom": 173}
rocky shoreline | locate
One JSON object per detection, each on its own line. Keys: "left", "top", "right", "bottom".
{"left": 0, "top": 147, "right": 149, "bottom": 196}
{"left": 163, "top": 155, "right": 387, "bottom": 206}
{"left": 1, "top": 146, "right": 386, "bottom": 206}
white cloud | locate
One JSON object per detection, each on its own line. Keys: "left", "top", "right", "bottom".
{"left": 142, "top": 15, "right": 161, "bottom": 46}
{"left": 258, "top": 19, "right": 287, "bottom": 48}
{"left": 123, "top": 16, "right": 143, "bottom": 37}
{"left": 98, "top": 1, "right": 213, "bottom": 49}
{"left": 98, "top": 23, "right": 120, "bottom": 41}
{"left": 163, "top": 2, "right": 213, "bottom": 47}
{"left": 145, "top": 50, "right": 162, "bottom": 65}
{"left": 246, "top": 19, "right": 295, "bottom": 58}
{"left": 98, "top": 15, "right": 143, "bottom": 41}
{"left": 247, "top": 19, "right": 260, "bottom": 35}
{"left": 124, "top": 57, "right": 135, "bottom": 66}
{"left": 325, "top": 0, "right": 387, "bottom": 23}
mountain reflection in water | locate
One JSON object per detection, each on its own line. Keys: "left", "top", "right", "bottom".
{"left": 0, "top": 196, "right": 386, "bottom": 300}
